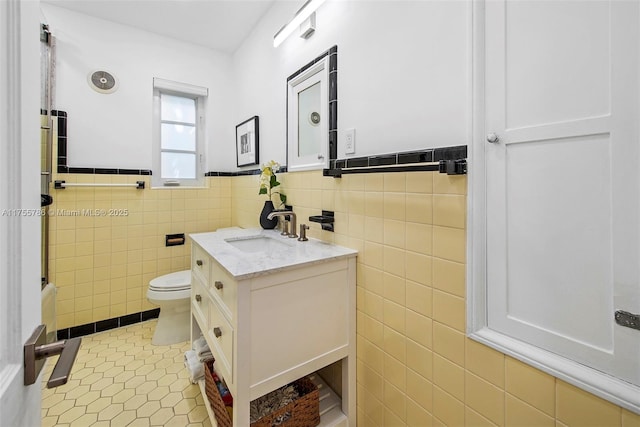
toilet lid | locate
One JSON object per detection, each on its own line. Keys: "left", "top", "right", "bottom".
{"left": 149, "top": 270, "right": 191, "bottom": 291}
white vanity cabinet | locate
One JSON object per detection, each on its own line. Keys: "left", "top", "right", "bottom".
{"left": 190, "top": 229, "right": 357, "bottom": 426}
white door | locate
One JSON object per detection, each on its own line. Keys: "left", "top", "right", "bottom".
{"left": 0, "top": 0, "right": 44, "bottom": 425}
{"left": 486, "top": 0, "right": 640, "bottom": 386}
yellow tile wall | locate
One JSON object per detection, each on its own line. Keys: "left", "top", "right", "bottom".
{"left": 48, "top": 174, "right": 231, "bottom": 329}
{"left": 229, "top": 169, "right": 640, "bottom": 426}
{"left": 51, "top": 166, "right": 640, "bottom": 425}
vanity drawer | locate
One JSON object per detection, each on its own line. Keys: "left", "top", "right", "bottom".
{"left": 192, "top": 244, "right": 210, "bottom": 283}
{"left": 210, "top": 262, "right": 237, "bottom": 320}
{"left": 191, "top": 275, "right": 208, "bottom": 328}
{"left": 208, "top": 301, "right": 234, "bottom": 384}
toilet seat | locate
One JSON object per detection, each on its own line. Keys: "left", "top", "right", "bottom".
{"left": 149, "top": 270, "right": 191, "bottom": 292}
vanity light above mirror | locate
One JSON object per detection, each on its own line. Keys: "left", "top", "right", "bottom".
{"left": 273, "top": 0, "right": 326, "bottom": 47}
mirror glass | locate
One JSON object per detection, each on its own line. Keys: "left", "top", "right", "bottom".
{"left": 287, "top": 49, "right": 334, "bottom": 172}
{"left": 298, "top": 82, "right": 322, "bottom": 157}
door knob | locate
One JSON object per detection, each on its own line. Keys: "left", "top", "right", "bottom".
{"left": 213, "top": 327, "right": 222, "bottom": 338}
{"left": 214, "top": 281, "right": 223, "bottom": 290}
{"left": 24, "top": 324, "right": 81, "bottom": 388}
{"left": 486, "top": 133, "right": 499, "bottom": 143}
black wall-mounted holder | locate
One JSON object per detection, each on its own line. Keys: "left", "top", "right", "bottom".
{"left": 438, "top": 159, "right": 467, "bottom": 175}
{"left": 309, "top": 210, "right": 335, "bottom": 232}
{"left": 166, "top": 233, "right": 185, "bottom": 247}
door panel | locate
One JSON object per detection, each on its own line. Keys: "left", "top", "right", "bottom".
{"left": 504, "top": 1, "right": 610, "bottom": 128}
{"left": 504, "top": 134, "right": 613, "bottom": 352}
{"left": 0, "top": 0, "right": 43, "bottom": 424}
{"left": 486, "top": 0, "right": 639, "bottom": 386}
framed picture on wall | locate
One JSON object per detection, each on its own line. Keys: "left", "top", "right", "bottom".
{"left": 236, "top": 116, "right": 259, "bottom": 167}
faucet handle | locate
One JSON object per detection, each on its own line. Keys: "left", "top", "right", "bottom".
{"left": 298, "top": 224, "right": 310, "bottom": 241}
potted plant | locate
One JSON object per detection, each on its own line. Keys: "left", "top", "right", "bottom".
{"left": 258, "top": 160, "right": 286, "bottom": 229}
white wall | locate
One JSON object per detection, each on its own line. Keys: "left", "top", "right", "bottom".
{"left": 231, "top": 0, "right": 471, "bottom": 168}
{"left": 41, "top": 4, "right": 235, "bottom": 171}
{"left": 41, "top": 1, "right": 471, "bottom": 173}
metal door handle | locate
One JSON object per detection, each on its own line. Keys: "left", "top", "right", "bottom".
{"left": 213, "top": 327, "right": 222, "bottom": 338}
{"left": 615, "top": 310, "right": 640, "bottom": 331}
{"left": 196, "top": 259, "right": 203, "bottom": 266}
{"left": 24, "top": 324, "right": 81, "bottom": 388}
{"left": 214, "top": 281, "right": 223, "bottom": 290}
{"left": 195, "top": 294, "right": 202, "bottom": 302}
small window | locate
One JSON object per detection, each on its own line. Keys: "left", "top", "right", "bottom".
{"left": 152, "top": 78, "right": 207, "bottom": 187}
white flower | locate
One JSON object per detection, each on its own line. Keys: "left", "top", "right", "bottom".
{"left": 258, "top": 160, "right": 286, "bottom": 206}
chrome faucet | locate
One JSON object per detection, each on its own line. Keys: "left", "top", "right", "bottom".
{"left": 267, "top": 211, "right": 297, "bottom": 238}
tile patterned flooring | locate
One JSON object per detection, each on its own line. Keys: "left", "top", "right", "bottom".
{"left": 41, "top": 320, "right": 212, "bottom": 427}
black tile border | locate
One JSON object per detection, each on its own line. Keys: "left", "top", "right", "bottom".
{"left": 205, "top": 166, "right": 288, "bottom": 177}
{"left": 324, "top": 145, "right": 467, "bottom": 177}
{"left": 51, "top": 110, "right": 153, "bottom": 176}
{"left": 398, "top": 150, "right": 434, "bottom": 164}
{"left": 50, "top": 109, "right": 293, "bottom": 179}
{"left": 434, "top": 145, "right": 467, "bottom": 162}
{"left": 56, "top": 308, "right": 161, "bottom": 340}
{"left": 50, "top": 112, "right": 464, "bottom": 180}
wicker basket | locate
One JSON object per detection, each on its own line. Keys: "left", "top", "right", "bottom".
{"left": 204, "top": 359, "right": 232, "bottom": 427}
{"left": 250, "top": 377, "right": 320, "bottom": 427}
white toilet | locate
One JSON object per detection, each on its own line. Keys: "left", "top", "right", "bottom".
{"left": 147, "top": 270, "right": 191, "bottom": 345}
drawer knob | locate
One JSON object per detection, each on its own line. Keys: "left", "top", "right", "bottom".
{"left": 195, "top": 294, "right": 202, "bottom": 302}
{"left": 214, "top": 281, "right": 224, "bottom": 290}
{"left": 196, "top": 259, "right": 203, "bottom": 267}
{"left": 213, "top": 327, "right": 222, "bottom": 338}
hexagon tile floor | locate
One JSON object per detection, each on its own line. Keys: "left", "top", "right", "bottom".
{"left": 41, "top": 320, "right": 212, "bottom": 427}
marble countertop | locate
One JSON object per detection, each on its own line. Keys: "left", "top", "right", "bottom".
{"left": 189, "top": 227, "right": 358, "bottom": 280}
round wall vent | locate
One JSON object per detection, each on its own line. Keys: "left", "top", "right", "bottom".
{"left": 87, "top": 70, "right": 118, "bottom": 94}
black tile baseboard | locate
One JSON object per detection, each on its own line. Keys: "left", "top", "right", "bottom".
{"left": 56, "top": 308, "right": 160, "bottom": 340}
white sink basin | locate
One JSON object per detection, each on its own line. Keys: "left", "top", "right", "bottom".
{"left": 225, "top": 235, "right": 290, "bottom": 253}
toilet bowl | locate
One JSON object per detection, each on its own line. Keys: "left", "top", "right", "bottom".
{"left": 147, "top": 270, "right": 191, "bottom": 345}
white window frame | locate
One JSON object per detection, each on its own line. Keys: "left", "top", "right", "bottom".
{"left": 152, "top": 78, "right": 207, "bottom": 188}
{"left": 287, "top": 57, "right": 329, "bottom": 172}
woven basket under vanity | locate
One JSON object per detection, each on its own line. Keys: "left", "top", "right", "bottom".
{"left": 204, "top": 359, "right": 320, "bottom": 427}
{"left": 204, "top": 359, "right": 232, "bottom": 427}
{"left": 250, "top": 377, "right": 320, "bottom": 427}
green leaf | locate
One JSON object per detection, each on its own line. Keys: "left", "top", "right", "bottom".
{"left": 259, "top": 187, "right": 267, "bottom": 195}
{"left": 279, "top": 193, "right": 287, "bottom": 204}
{"left": 270, "top": 175, "right": 278, "bottom": 188}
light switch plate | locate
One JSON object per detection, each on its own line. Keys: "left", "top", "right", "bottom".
{"left": 345, "top": 128, "right": 355, "bottom": 154}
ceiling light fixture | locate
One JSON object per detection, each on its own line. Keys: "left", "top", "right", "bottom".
{"left": 273, "top": 0, "right": 326, "bottom": 47}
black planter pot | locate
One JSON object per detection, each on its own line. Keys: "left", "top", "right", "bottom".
{"left": 259, "top": 200, "right": 278, "bottom": 229}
